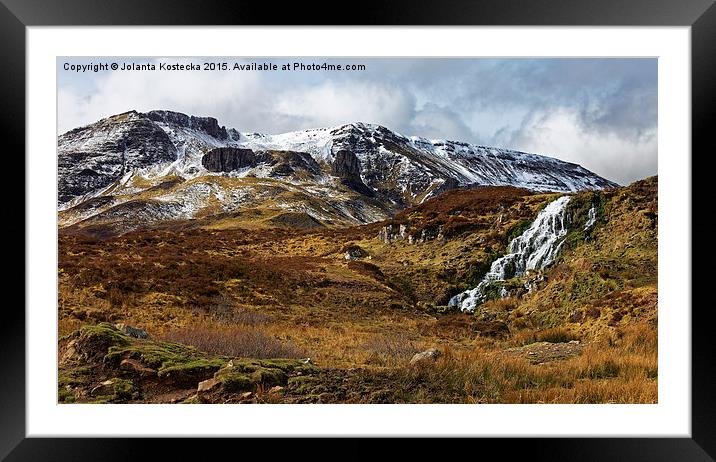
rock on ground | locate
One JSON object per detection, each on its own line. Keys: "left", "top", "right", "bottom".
{"left": 409, "top": 348, "right": 441, "bottom": 365}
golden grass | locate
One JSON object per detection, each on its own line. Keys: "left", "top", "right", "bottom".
{"left": 383, "top": 322, "right": 657, "bottom": 403}
{"left": 158, "top": 324, "right": 304, "bottom": 359}
{"left": 509, "top": 327, "right": 580, "bottom": 346}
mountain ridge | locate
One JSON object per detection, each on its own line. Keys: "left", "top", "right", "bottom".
{"left": 58, "top": 109, "right": 619, "bottom": 233}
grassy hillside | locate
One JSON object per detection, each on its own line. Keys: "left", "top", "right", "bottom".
{"left": 58, "top": 177, "right": 657, "bottom": 403}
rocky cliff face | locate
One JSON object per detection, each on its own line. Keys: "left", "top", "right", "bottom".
{"left": 331, "top": 150, "right": 373, "bottom": 196}
{"left": 201, "top": 148, "right": 323, "bottom": 179}
{"left": 202, "top": 148, "right": 258, "bottom": 172}
{"left": 266, "top": 151, "right": 322, "bottom": 178}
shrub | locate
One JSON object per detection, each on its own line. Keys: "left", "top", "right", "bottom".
{"left": 512, "top": 327, "right": 579, "bottom": 346}
{"left": 191, "top": 294, "right": 273, "bottom": 325}
{"left": 361, "top": 332, "right": 418, "bottom": 365}
{"left": 159, "top": 325, "right": 303, "bottom": 359}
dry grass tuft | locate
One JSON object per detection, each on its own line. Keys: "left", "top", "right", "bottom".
{"left": 159, "top": 324, "right": 304, "bottom": 359}
{"left": 361, "top": 332, "right": 420, "bottom": 366}
{"left": 510, "top": 327, "right": 580, "bottom": 346}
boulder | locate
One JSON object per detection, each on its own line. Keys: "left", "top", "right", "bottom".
{"left": 90, "top": 380, "right": 115, "bottom": 397}
{"left": 114, "top": 323, "right": 149, "bottom": 339}
{"left": 197, "top": 378, "right": 221, "bottom": 394}
{"left": 343, "top": 244, "right": 368, "bottom": 260}
{"left": 120, "top": 358, "right": 156, "bottom": 376}
{"left": 409, "top": 348, "right": 441, "bottom": 365}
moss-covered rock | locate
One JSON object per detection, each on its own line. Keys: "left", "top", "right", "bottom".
{"left": 58, "top": 366, "right": 94, "bottom": 403}
{"left": 59, "top": 323, "right": 322, "bottom": 403}
{"left": 58, "top": 385, "right": 76, "bottom": 403}
{"left": 214, "top": 359, "right": 316, "bottom": 393}
{"left": 215, "top": 371, "right": 255, "bottom": 392}
{"left": 287, "top": 375, "right": 322, "bottom": 394}
{"left": 71, "top": 323, "right": 131, "bottom": 361}
{"left": 104, "top": 339, "right": 226, "bottom": 385}
{"left": 158, "top": 358, "right": 226, "bottom": 385}
{"left": 251, "top": 368, "right": 286, "bottom": 387}
{"left": 112, "top": 378, "right": 137, "bottom": 400}
{"left": 104, "top": 339, "right": 197, "bottom": 369}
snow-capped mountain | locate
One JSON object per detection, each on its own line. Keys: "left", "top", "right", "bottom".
{"left": 57, "top": 110, "right": 617, "bottom": 232}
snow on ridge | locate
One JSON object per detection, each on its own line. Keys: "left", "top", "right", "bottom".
{"left": 151, "top": 116, "right": 594, "bottom": 183}
{"left": 60, "top": 113, "right": 617, "bottom": 217}
{"left": 236, "top": 127, "right": 336, "bottom": 163}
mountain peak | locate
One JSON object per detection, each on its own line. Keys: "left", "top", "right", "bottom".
{"left": 144, "top": 110, "right": 229, "bottom": 140}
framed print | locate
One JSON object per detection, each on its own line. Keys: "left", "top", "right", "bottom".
{"left": 6, "top": 0, "right": 715, "bottom": 459}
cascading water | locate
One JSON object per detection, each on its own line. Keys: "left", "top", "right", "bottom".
{"left": 583, "top": 204, "right": 596, "bottom": 231}
{"left": 449, "top": 195, "right": 572, "bottom": 312}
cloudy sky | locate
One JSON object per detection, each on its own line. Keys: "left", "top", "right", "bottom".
{"left": 58, "top": 57, "right": 657, "bottom": 185}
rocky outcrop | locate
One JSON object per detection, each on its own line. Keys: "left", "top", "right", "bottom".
{"left": 409, "top": 226, "right": 442, "bottom": 244}
{"left": 58, "top": 323, "right": 321, "bottom": 404}
{"left": 202, "top": 147, "right": 258, "bottom": 172}
{"left": 331, "top": 149, "right": 361, "bottom": 177}
{"left": 265, "top": 150, "right": 322, "bottom": 178}
{"left": 378, "top": 223, "right": 442, "bottom": 245}
{"left": 331, "top": 149, "right": 374, "bottom": 197}
{"left": 145, "top": 110, "right": 228, "bottom": 140}
{"left": 378, "top": 223, "right": 408, "bottom": 244}
{"left": 201, "top": 148, "right": 323, "bottom": 177}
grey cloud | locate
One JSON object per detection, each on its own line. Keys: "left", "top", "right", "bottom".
{"left": 457, "top": 59, "right": 657, "bottom": 143}
{"left": 409, "top": 103, "right": 476, "bottom": 142}
{"left": 58, "top": 57, "right": 657, "bottom": 184}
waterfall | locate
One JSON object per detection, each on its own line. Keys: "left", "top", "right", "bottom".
{"left": 583, "top": 204, "right": 596, "bottom": 231}
{"left": 449, "top": 195, "right": 571, "bottom": 312}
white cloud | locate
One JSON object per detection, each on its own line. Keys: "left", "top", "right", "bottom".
{"left": 273, "top": 80, "right": 416, "bottom": 131}
{"left": 58, "top": 58, "right": 265, "bottom": 133}
{"left": 508, "top": 108, "right": 657, "bottom": 185}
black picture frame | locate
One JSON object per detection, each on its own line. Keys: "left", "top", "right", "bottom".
{"left": 5, "top": 0, "right": 714, "bottom": 459}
